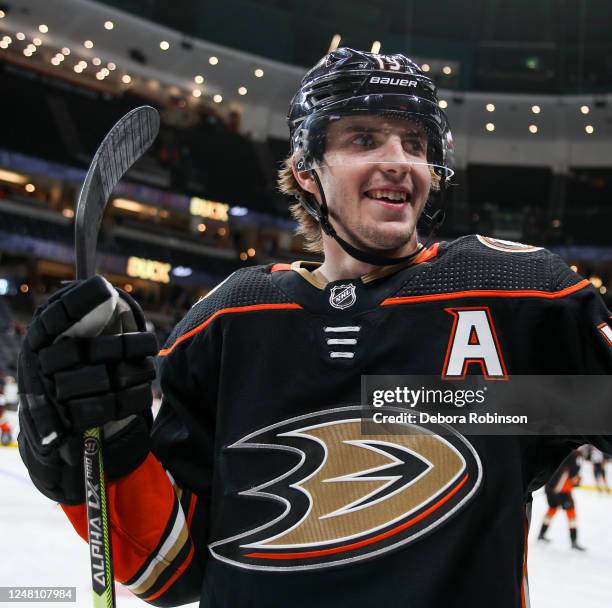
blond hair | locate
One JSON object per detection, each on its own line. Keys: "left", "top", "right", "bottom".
{"left": 277, "top": 154, "right": 442, "bottom": 254}
{"left": 277, "top": 154, "right": 324, "bottom": 253}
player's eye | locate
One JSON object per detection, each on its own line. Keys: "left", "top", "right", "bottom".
{"left": 403, "top": 137, "right": 427, "bottom": 156}
{"left": 351, "top": 132, "right": 378, "bottom": 148}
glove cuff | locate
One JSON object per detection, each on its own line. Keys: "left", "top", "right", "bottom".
{"left": 19, "top": 412, "right": 152, "bottom": 505}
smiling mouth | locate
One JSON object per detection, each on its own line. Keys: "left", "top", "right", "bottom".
{"left": 364, "top": 188, "right": 412, "bottom": 204}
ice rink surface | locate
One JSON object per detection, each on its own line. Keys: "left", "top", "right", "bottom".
{"left": 2, "top": 421, "right": 611, "bottom": 608}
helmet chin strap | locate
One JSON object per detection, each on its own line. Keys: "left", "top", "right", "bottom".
{"left": 307, "top": 169, "right": 444, "bottom": 267}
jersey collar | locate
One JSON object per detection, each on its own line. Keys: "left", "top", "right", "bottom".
{"left": 289, "top": 243, "right": 440, "bottom": 290}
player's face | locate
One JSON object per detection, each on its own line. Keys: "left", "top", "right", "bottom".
{"left": 313, "top": 115, "right": 432, "bottom": 253}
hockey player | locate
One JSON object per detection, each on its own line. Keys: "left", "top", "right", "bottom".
{"left": 17, "top": 48, "right": 612, "bottom": 607}
{"left": 0, "top": 388, "right": 12, "bottom": 446}
{"left": 590, "top": 446, "right": 610, "bottom": 492}
{"left": 537, "top": 450, "right": 585, "bottom": 550}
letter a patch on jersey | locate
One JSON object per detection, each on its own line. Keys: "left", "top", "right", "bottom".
{"left": 597, "top": 319, "right": 612, "bottom": 347}
{"left": 442, "top": 307, "right": 508, "bottom": 379}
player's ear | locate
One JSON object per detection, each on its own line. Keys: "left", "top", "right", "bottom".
{"left": 292, "top": 158, "right": 319, "bottom": 197}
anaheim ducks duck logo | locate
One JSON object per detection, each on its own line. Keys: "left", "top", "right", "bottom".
{"left": 209, "top": 406, "right": 482, "bottom": 571}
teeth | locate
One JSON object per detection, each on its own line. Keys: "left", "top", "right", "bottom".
{"left": 367, "top": 189, "right": 407, "bottom": 202}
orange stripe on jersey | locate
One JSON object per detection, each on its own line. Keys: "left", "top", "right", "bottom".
{"left": 143, "top": 543, "right": 195, "bottom": 602}
{"left": 158, "top": 303, "right": 303, "bottom": 356}
{"left": 561, "top": 479, "right": 574, "bottom": 493}
{"left": 61, "top": 452, "right": 175, "bottom": 583}
{"left": 382, "top": 279, "right": 590, "bottom": 307}
{"left": 270, "top": 263, "right": 292, "bottom": 272}
{"left": 187, "top": 493, "right": 197, "bottom": 526}
{"left": 414, "top": 242, "right": 440, "bottom": 264}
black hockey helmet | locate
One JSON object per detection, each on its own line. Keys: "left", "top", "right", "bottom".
{"left": 288, "top": 47, "right": 453, "bottom": 177}
{"left": 286, "top": 47, "right": 454, "bottom": 266}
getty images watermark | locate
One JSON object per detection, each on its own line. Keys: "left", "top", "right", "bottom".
{"left": 369, "top": 384, "right": 527, "bottom": 426}
{"left": 361, "top": 375, "right": 612, "bottom": 435}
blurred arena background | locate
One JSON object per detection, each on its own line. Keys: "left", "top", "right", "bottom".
{"left": 0, "top": 0, "right": 611, "bottom": 605}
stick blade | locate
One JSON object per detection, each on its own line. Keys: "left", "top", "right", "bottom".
{"left": 75, "top": 105, "right": 160, "bottom": 279}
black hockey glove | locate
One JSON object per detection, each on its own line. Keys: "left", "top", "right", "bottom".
{"left": 17, "top": 276, "right": 158, "bottom": 505}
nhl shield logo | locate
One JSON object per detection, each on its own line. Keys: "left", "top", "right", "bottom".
{"left": 329, "top": 283, "right": 357, "bottom": 310}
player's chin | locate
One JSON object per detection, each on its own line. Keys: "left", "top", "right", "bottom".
{"left": 362, "top": 222, "right": 415, "bottom": 251}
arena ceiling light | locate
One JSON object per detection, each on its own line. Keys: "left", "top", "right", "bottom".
{"left": 486, "top": 103, "right": 495, "bottom": 112}
{"left": 16, "top": 32, "right": 25, "bottom": 40}
{"left": 121, "top": 74, "right": 132, "bottom": 84}
{"left": 213, "top": 94, "right": 222, "bottom": 103}
{"left": 590, "top": 276, "right": 603, "bottom": 289}
{"left": 485, "top": 122, "right": 495, "bottom": 132}
{"left": 580, "top": 105, "right": 590, "bottom": 114}
{"left": 209, "top": 56, "right": 218, "bottom": 65}
{"left": 529, "top": 124, "right": 538, "bottom": 134}
{"left": 84, "top": 40, "right": 94, "bottom": 48}
{"left": 438, "top": 100, "right": 448, "bottom": 109}
{"left": 421, "top": 63, "right": 430, "bottom": 72}
{"left": 254, "top": 68, "right": 264, "bottom": 77}
{"left": 194, "top": 75, "right": 204, "bottom": 84}
{"left": 0, "top": 10, "right": 5, "bottom": 19}
{"left": 585, "top": 125, "right": 594, "bottom": 134}
{"left": 531, "top": 105, "right": 541, "bottom": 114}
{"left": 38, "top": 24, "right": 48, "bottom": 33}
{"left": 33, "top": 38, "right": 42, "bottom": 46}
{"left": 61, "top": 47, "right": 70, "bottom": 55}
{"left": 104, "top": 21, "right": 114, "bottom": 30}
{"left": 370, "top": 40, "right": 381, "bottom": 53}
{"left": 442, "top": 65, "right": 452, "bottom": 75}
{"left": 160, "top": 40, "right": 170, "bottom": 50}
{"left": 238, "top": 86, "right": 247, "bottom": 95}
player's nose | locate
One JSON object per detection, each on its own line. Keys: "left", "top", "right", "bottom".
{"left": 377, "top": 136, "right": 412, "bottom": 175}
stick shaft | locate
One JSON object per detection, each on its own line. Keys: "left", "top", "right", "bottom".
{"left": 74, "top": 107, "right": 159, "bottom": 608}
{"left": 84, "top": 429, "right": 115, "bottom": 608}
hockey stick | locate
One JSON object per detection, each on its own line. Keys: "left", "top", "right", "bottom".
{"left": 74, "top": 105, "right": 160, "bottom": 608}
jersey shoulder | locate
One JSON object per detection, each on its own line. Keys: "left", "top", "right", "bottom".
{"left": 395, "top": 234, "right": 583, "bottom": 296}
{"left": 162, "top": 265, "right": 293, "bottom": 352}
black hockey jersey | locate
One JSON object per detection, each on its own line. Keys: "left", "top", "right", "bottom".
{"left": 62, "top": 235, "right": 612, "bottom": 608}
